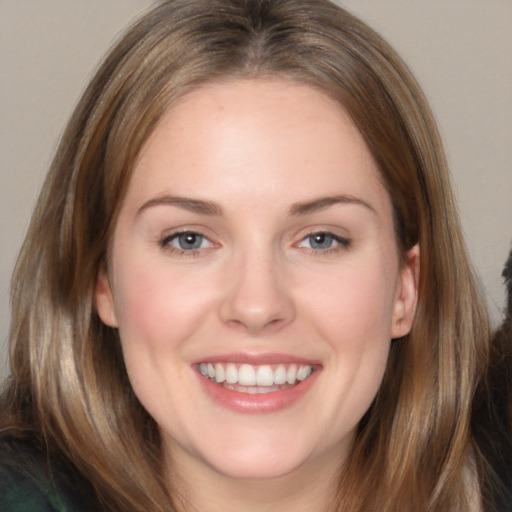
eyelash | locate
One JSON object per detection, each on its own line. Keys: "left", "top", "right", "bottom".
{"left": 158, "top": 230, "right": 351, "bottom": 258}
{"left": 295, "top": 231, "right": 351, "bottom": 255}
{"left": 159, "top": 230, "right": 213, "bottom": 258}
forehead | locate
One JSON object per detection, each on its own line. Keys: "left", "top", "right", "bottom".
{"left": 126, "top": 78, "right": 389, "bottom": 215}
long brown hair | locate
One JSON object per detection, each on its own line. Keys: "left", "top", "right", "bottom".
{"left": 1, "top": 1, "right": 490, "bottom": 510}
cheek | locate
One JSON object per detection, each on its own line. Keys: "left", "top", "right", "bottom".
{"left": 113, "top": 260, "right": 216, "bottom": 349}
{"left": 301, "top": 255, "right": 398, "bottom": 402}
{"left": 111, "top": 263, "right": 207, "bottom": 413}
{"left": 307, "top": 266, "right": 396, "bottom": 422}
{"left": 303, "top": 258, "right": 398, "bottom": 344}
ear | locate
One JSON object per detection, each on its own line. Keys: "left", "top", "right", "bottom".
{"left": 95, "top": 265, "right": 118, "bottom": 328}
{"left": 391, "top": 244, "right": 419, "bottom": 339}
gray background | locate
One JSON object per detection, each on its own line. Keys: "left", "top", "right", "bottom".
{"left": 1, "top": 0, "right": 511, "bottom": 381}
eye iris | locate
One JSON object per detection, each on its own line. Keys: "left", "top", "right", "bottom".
{"left": 309, "top": 233, "right": 333, "bottom": 249}
{"left": 178, "top": 233, "right": 202, "bottom": 250}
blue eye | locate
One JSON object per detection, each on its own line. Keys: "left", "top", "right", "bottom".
{"left": 298, "top": 232, "right": 350, "bottom": 252}
{"left": 308, "top": 233, "right": 335, "bottom": 250}
{"left": 163, "top": 232, "right": 210, "bottom": 251}
{"left": 176, "top": 233, "right": 203, "bottom": 250}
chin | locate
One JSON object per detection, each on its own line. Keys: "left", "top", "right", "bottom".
{"left": 184, "top": 422, "right": 342, "bottom": 482}
{"left": 205, "top": 447, "right": 311, "bottom": 481}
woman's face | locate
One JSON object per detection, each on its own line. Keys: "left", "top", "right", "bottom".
{"left": 96, "top": 79, "right": 418, "bottom": 484}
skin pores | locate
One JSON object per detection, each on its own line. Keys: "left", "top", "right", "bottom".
{"left": 96, "top": 79, "right": 418, "bottom": 504}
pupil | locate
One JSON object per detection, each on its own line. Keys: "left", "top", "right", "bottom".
{"left": 179, "top": 233, "right": 201, "bottom": 250}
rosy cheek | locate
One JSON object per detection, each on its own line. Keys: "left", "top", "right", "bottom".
{"left": 113, "top": 267, "right": 168, "bottom": 343}
{"left": 309, "top": 266, "right": 395, "bottom": 344}
{"left": 113, "top": 260, "right": 214, "bottom": 348}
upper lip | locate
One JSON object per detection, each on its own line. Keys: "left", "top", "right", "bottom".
{"left": 191, "top": 352, "right": 322, "bottom": 366}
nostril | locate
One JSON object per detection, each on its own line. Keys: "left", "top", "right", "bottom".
{"left": 218, "top": 260, "right": 296, "bottom": 332}
{"left": 220, "top": 303, "right": 295, "bottom": 334}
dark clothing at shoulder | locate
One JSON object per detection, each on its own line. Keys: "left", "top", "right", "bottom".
{"left": 1, "top": 463, "right": 65, "bottom": 511}
{"left": 0, "top": 435, "right": 99, "bottom": 512}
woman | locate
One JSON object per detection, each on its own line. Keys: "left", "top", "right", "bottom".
{"left": 0, "top": 0, "right": 494, "bottom": 510}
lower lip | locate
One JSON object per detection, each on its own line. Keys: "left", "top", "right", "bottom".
{"left": 196, "top": 369, "right": 320, "bottom": 414}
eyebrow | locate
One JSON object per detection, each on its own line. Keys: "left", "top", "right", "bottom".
{"left": 137, "top": 195, "right": 223, "bottom": 216}
{"left": 288, "top": 195, "right": 376, "bottom": 216}
{"left": 137, "top": 194, "right": 375, "bottom": 217}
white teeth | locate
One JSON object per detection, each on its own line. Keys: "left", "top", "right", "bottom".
{"left": 214, "top": 363, "right": 225, "bottom": 383}
{"left": 256, "top": 365, "right": 274, "bottom": 386}
{"left": 199, "top": 362, "right": 315, "bottom": 389}
{"left": 238, "top": 364, "right": 256, "bottom": 386}
{"left": 297, "top": 365, "right": 312, "bottom": 381}
{"left": 286, "top": 364, "right": 297, "bottom": 385}
{"left": 225, "top": 363, "right": 238, "bottom": 384}
{"left": 274, "top": 364, "right": 287, "bottom": 385}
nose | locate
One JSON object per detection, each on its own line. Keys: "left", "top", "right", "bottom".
{"left": 218, "top": 249, "right": 296, "bottom": 334}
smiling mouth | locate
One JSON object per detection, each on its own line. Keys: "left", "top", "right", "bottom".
{"left": 197, "top": 362, "right": 317, "bottom": 393}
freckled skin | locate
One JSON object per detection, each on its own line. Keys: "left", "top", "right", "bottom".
{"left": 96, "top": 79, "right": 418, "bottom": 506}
